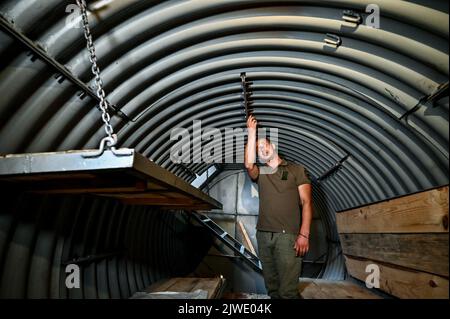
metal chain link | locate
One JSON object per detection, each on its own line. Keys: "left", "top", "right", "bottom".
{"left": 76, "top": 0, "right": 115, "bottom": 143}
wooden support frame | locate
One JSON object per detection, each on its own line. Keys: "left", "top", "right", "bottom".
{"left": 0, "top": 149, "right": 222, "bottom": 210}
{"left": 237, "top": 221, "right": 257, "bottom": 255}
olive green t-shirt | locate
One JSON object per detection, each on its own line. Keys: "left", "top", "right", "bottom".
{"left": 255, "top": 160, "right": 311, "bottom": 234}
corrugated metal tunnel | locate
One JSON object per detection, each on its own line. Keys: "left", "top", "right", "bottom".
{"left": 0, "top": 0, "right": 448, "bottom": 299}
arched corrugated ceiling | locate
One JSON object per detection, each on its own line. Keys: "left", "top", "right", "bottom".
{"left": 0, "top": 1, "right": 448, "bottom": 211}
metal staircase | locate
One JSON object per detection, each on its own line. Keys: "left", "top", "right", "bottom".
{"left": 190, "top": 211, "right": 262, "bottom": 273}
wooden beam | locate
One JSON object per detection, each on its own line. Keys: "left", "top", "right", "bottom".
{"left": 4, "top": 175, "right": 148, "bottom": 194}
{"left": 105, "top": 192, "right": 188, "bottom": 199}
{"left": 237, "top": 221, "right": 256, "bottom": 255}
{"left": 298, "top": 278, "right": 380, "bottom": 299}
{"left": 118, "top": 197, "right": 209, "bottom": 209}
{"left": 337, "top": 186, "right": 449, "bottom": 233}
{"left": 339, "top": 233, "right": 449, "bottom": 277}
{"left": 345, "top": 256, "right": 449, "bottom": 299}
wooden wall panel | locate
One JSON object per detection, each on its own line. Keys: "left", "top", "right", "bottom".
{"left": 345, "top": 256, "right": 449, "bottom": 299}
{"left": 340, "top": 233, "right": 449, "bottom": 276}
{"left": 338, "top": 186, "right": 449, "bottom": 298}
{"left": 336, "top": 186, "right": 449, "bottom": 233}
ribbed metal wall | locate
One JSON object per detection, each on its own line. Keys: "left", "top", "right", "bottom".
{"left": 0, "top": 191, "right": 211, "bottom": 298}
{"left": 0, "top": 0, "right": 448, "bottom": 296}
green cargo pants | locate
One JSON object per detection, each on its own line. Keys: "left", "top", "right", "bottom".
{"left": 256, "top": 230, "right": 302, "bottom": 299}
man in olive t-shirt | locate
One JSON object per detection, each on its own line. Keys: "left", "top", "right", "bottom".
{"left": 244, "top": 115, "right": 313, "bottom": 299}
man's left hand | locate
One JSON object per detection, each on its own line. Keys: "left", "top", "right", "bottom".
{"left": 294, "top": 235, "right": 309, "bottom": 257}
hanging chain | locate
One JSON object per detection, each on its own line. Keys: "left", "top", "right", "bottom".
{"left": 76, "top": 0, "right": 132, "bottom": 157}
{"left": 76, "top": 0, "right": 116, "bottom": 152}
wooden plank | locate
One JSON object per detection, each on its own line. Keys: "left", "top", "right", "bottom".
{"left": 145, "top": 277, "right": 224, "bottom": 299}
{"left": 222, "top": 292, "right": 270, "bottom": 299}
{"left": 163, "top": 277, "right": 200, "bottom": 292}
{"left": 334, "top": 281, "right": 382, "bottom": 299}
{"left": 145, "top": 277, "right": 179, "bottom": 292}
{"left": 146, "top": 277, "right": 196, "bottom": 292}
{"left": 337, "top": 186, "right": 449, "bottom": 233}
{"left": 106, "top": 192, "right": 190, "bottom": 200}
{"left": 118, "top": 197, "right": 200, "bottom": 205}
{"left": 189, "top": 277, "right": 225, "bottom": 299}
{"left": 237, "top": 221, "right": 256, "bottom": 255}
{"left": 146, "top": 181, "right": 169, "bottom": 190}
{"left": 119, "top": 199, "right": 211, "bottom": 210}
{"left": 340, "top": 233, "right": 449, "bottom": 276}
{"left": 1, "top": 172, "right": 97, "bottom": 181}
{"left": 6, "top": 175, "right": 148, "bottom": 194}
{"left": 317, "top": 280, "right": 379, "bottom": 299}
{"left": 345, "top": 256, "right": 449, "bottom": 299}
{"left": 298, "top": 278, "right": 380, "bottom": 299}
{"left": 298, "top": 279, "right": 329, "bottom": 299}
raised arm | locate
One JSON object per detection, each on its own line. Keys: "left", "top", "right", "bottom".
{"left": 244, "top": 115, "right": 259, "bottom": 181}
